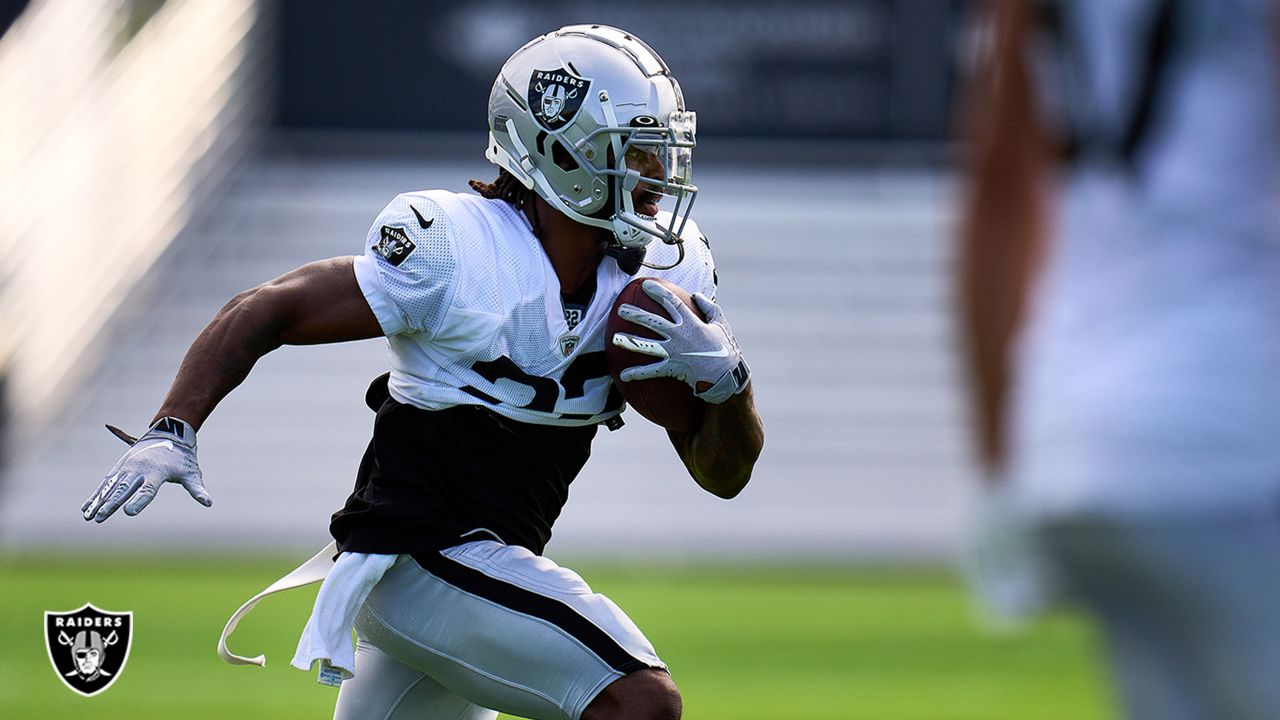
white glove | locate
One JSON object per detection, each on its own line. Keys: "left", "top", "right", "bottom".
{"left": 82, "top": 417, "right": 211, "bottom": 523}
{"left": 612, "top": 280, "right": 751, "bottom": 405}
{"left": 965, "top": 481, "right": 1060, "bottom": 626}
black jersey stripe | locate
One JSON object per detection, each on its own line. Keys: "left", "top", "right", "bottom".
{"left": 411, "top": 550, "right": 650, "bottom": 674}
{"left": 459, "top": 385, "right": 502, "bottom": 405}
{"left": 1037, "top": 0, "right": 1179, "bottom": 171}
{"left": 1120, "top": 0, "right": 1177, "bottom": 167}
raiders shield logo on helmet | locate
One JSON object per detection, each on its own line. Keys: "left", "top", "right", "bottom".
{"left": 45, "top": 604, "right": 133, "bottom": 697}
{"left": 528, "top": 67, "right": 591, "bottom": 131}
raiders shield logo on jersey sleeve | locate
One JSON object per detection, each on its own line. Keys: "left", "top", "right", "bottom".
{"left": 374, "top": 225, "right": 417, "bottom": 267}
{"left": 528, "top": 67, "right": 592, "bottom": 131}
{"left": 44, "top": 604, "right": 133, "bottom": 696}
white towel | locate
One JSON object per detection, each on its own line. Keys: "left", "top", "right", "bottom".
{"left": 216, "top": 541, "right": 397, "bottom": 685}
{"left": 290, "top": 550, "right": 398, "bottom": 681}
{"left": 218, "top": 541, "right": 338, "bottom": 668}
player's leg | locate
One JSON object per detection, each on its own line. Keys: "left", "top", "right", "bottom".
{"left": 580, "top": 669, "right": 681, "bottom": 720}
{"left": 1037, "top": 520, "right": 1209, "bottom": 720}
{"left": 1040, "top": 513, "right": 1280, "bottom": 720}
{"left": 1088, "top": 597, "right": 1207, "bottom": 720}
{"left": 1154, "top": 512, "right": 1280, "bottom": 719}
{"left": 355, "top": 541, "right": 675, "bottom": 720}
{"left": 334, "top": 638, "right": 498, "bottom": 720}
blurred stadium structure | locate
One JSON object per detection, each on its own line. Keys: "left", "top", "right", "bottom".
{"left": 0, "top": 0, "right": 978, "bottom": 561}
{"left": 272, "top": 0, "right": 959, "bottom": 141}
{"left": 0, "top": 0, "right": 270, "bottom": 441}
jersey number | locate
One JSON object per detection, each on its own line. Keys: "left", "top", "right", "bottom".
{"left": 463, "top": 352, "right": 623, "bottom": 418}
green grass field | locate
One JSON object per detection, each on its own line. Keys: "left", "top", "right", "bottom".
{"left": 0, "top": 555, "right": 1115, "bottom": 719}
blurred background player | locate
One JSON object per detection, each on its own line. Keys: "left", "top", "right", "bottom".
{"left": 959, "top": 0, "right": 1280, "bottom": 718}
{"left": 80, "top": 25, "right": 762, "bottom": 720}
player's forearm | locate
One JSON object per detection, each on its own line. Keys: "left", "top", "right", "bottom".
{"left": 152, "top": 288, "right": 287, "bottom": 430}
{"left": 957, "top": 0, "right": 1047, "bottom": 476}
{"left": 960, "top": 176, "right": 1025, "bottom": 471}
{"left": 677, "top": 385, "right": 764, "bottom": 498}
{"left": 959, "top": 157, "right": 1046, "bottom": 473}
{"left": 959, "top": 218, "right": 1021, "bottom": 475}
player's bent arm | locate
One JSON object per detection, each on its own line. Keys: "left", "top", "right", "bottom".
{"left": 153, "top": 256, "right": 383, "bottom": 429}
{"left": 613, "top": 280, "right": 763, "bottom": 498}
{"left": 83, "top": 257, "right": 382, "bottom": 522}
{"left": 668, "top": 384, "right": 764, "bottom": 499}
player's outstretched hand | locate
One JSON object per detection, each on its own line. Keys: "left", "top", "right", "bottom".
{"left": 82, "top": 417, "right": 211, "bottom": 523}
{"left": 613, "top": 279, "right": 751, "bottom": 404}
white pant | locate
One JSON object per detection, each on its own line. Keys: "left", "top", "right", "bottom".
{"left": 333, "top": 540, "right": 664, "bottom": 720}
{"left": 1037, "top": 510, "right": 1280, "bottom": 720}
{"left": 336, "top": 640, "right": 498, "bottom": 720}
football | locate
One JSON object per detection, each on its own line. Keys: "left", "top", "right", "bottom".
{"left": 606, "top": 277, "right": 706, "bottom": 433}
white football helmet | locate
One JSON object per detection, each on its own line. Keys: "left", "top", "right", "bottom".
{"left": 485, "top": 25, "right": 697, "bottom": 260}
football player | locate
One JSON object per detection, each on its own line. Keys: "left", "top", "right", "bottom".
{"left": 82, "top": 25, "right": 763, "bottom": 720}
{"left": 959, "top": 1, "right": 1280, "bottom": 718}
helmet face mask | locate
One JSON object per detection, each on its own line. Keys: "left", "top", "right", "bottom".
{"left": 570, "top": 111, "right": 698, "bottom": 251}
{"left": 486, "top": 25, "right": 698, "bottom": 257}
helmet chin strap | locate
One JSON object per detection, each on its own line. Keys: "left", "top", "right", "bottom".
{"left": 610, "top": 199, "right": 650, "bottom": 250}
{"left": 638, "top": 236, "right": 685, "bottom": 272}
{"left": 603, "top": 244, "right": 646, "bottom": 275}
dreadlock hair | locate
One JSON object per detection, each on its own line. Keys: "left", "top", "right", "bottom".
{"left": 469, "top": 168, "right": 544, "bottom": 238}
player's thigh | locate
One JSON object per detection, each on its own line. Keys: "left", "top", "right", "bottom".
{"left": 356, "top": 541, "right": 665, "bottom": 720}
{"left": 334, "top": 639, "right": 497, "bottom": 720}
{"left": 1160, "top": 515, "right": 1280, "bottom": 719}
{"left": 1040, "top": 514, "right": 1280, "bottom": 720}
{"left": 1090, "top": 599, "right": 1208, "bottom": 720}
{"left": 1039, "top": 523, "right": 1207, "bottom": 720}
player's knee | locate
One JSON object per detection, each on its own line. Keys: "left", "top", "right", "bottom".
{"left": 636, "top": 672, "right": 681, "bottom": 720}
{"left": 583, "top": 669, "right": 681, "bottom": 720}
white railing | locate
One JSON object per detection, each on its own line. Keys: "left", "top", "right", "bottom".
{"left": 0, "top": 0, "right": 266, "bottom": 431}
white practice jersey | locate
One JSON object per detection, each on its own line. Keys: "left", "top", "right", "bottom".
{"left": 1012, "top": 0, "right": 1280, "bottom": 514}
{"left": 352, "top": 190, "right": 717, "bottom": 427}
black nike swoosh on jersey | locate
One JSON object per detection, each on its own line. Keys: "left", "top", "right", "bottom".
{"left": 410, "top": 205, "right": 434, "bottom": 229}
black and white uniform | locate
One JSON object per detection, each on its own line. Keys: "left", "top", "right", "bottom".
{"left": 321, "top": 189, "right": 714, "bottom": 720}
{"left": 1009, "top": 1, "right": 1280, "bottom": 718}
